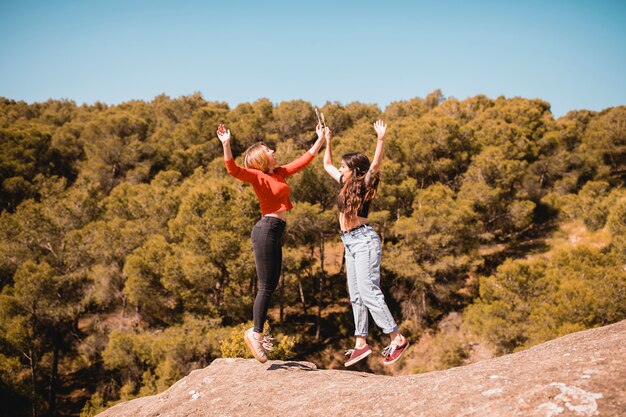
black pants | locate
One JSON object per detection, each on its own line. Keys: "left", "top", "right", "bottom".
{"left": 251, "top": 216, "right": 286, "bottom": 333}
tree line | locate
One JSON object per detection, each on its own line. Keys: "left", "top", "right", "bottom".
{"left": 0, "top": 91, "right": 624, "bottom": 416}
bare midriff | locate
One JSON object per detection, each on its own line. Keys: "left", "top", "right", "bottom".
{"left": 339, "top": 212, "right": 368, "bottom": 232}
{"left": 265, "top": 210, "right": 287, "bottom": 221}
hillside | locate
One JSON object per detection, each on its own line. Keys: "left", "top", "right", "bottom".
{"left": 97, "top": 320, "right": 626, "bottom": 417}
{"left": 1, "top": 96, "right": 624, "bottom": 416}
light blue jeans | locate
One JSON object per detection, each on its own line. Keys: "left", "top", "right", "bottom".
{"left": 340, "top": 225, "right": 398, "bottom": 337}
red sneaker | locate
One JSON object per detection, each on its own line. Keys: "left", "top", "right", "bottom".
{"left": 382, "top": 338, "right": 409, "bottom": 366}
{"left": 344, "top": 344, "right": 372, "bottom": 367}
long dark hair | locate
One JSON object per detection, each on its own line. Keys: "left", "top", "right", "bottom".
{"left": 338, "top": 152, "right": 379, "bottom": 219}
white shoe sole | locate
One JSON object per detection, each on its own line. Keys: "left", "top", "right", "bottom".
{"left": 345, "top": 349, "right": 372, "bottom": 367}
{"left": 383, "top": 341, "right": 409, "bottom": 366}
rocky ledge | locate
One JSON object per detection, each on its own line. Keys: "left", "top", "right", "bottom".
{"left": 98, "top": 320, "right": 626, "bottom": 417}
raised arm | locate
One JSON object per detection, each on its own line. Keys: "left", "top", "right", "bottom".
{"left": 217, "top": 124, "right": 259, "bottom": 183}
{"left": 366, "top": 120, "right": 386, "bottom": 185}
{"left": 280, "top": 122, "right": 326, "bottom": 177}
{"left": 308, "top": 122, "right": 325, "bottom": 155}
{"left": 323, "top": 127, "right": 341, "bottom": 183}
{"left": 217, "top": 124, "right": 234, "bottom": 161}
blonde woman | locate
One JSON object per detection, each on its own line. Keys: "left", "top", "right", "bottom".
{"left": 217, "top": 123, "right": 326, "bottom": 363}
{"left": 322, "top": 120, "right": 409, "bottom": 367}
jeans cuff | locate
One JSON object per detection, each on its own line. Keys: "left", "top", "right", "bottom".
{"left": 382, "top": 324, "right": 398, "bottom": 334}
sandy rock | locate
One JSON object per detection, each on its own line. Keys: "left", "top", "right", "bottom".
{"left": 97, "top": 320, "right": 626, "bottom": 417}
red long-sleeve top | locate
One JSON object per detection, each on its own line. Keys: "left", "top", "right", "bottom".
{"left": 224, "top": 151, "right": 315, "bottom": 215}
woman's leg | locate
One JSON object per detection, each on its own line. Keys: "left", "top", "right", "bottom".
{"left": 350, "top": 230, "right": 398, "bottom": 335}
{"left": 345, "top": 228, "right": 408, "bottom": 365}
{"left": 251, "top": 218, "right": 285, "bottom": 334}
{"left": 342, "top": 234, "right": 374, "bottom": 366}
{"left": 342, "top": 238, "right": 369, "bottom": 342}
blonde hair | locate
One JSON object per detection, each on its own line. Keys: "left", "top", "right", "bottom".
{"left": 243, "top": 142, "right": 270, "bottom": 172}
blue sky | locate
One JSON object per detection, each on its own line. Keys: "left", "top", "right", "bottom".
{"left": 0, "top": 0, "right": 624, "bottom": 117}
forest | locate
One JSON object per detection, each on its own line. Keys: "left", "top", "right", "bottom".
{"left": 0, "top": 90, "right": 624, "bottom": 417}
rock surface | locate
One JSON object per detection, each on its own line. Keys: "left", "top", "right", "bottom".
{"left": 98, "top": 320, "right": 626, "bottom": 417}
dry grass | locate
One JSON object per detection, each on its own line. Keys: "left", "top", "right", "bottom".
{"left": 546, "top": 220, "right": 612, "bottom": 252}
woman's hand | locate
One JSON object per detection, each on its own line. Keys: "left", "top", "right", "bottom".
{"left": 217, "top": 124, "right": 231, "bottom": 143}
{"left": 316, "top": 122, "right": 325, "bottom": 140}
{"left": 323, "top": 126, "right": 341, "bottom": 182}
{"left": 309, "top": 123, "right": 327, "bottom": 155}
{"left": 218, "top": 124, "right": 234, "bottom": 160}
{"left": 324, "top": 126, "right": 332, "bottom": 142}
{"left": 369, "top": 120, "right": 387, "bottom": 176}
{"left": 373, "top": 120, "right": 386, "bottom": 140}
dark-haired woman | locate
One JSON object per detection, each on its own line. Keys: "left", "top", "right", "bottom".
{"left": 323, "top": 120, "right": 408, "bottom": 367}
{"left": 217, "top": 123, "right": 326, "bottom": 363}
